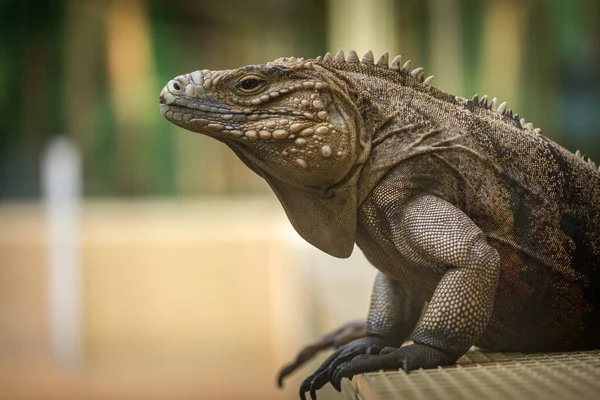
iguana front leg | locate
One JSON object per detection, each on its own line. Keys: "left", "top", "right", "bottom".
{"left": 302, "top": 195, "right": 500, "bottom": 397}
{"left": 300, "top": 272, "right": 425, "bottom": 399}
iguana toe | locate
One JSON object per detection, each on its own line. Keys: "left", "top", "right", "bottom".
{"left": 330, "top": 343, "right": 458, "bottom": 390}
{"left": 299, "top": 335, "right": 385, "bottom": 398}
{"left": 277, "top": 320, "right": 366, "bottom": 387}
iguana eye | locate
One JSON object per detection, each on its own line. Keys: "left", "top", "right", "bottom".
{"left": 237, "top": 76, "right": 266, "bottom": 93}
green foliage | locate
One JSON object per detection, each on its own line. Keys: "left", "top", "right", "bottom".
{"left": 0, "top": 0, "right": 598, "bottom": 198}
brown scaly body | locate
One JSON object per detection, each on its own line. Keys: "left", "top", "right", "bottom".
{"left": 159, "top": 49, "right": 600, "bottom": 399}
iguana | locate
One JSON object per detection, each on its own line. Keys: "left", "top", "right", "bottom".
{"left": 159, "top": 49, "right": 600, "bottom": 400}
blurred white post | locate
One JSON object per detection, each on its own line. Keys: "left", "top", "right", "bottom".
{"left": 42, "top": 136, "right": 82, "bottom": 367}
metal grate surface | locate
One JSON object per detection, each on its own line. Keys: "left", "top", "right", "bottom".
{"left": 345, "top": 350, "right": 600, "bottom": 400}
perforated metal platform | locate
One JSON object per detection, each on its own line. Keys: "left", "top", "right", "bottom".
{"left": 330, "top": 350, "right": 600, "bottom": 400}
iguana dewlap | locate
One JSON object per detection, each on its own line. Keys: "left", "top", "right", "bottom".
{"left": 159, "top": 50, "right": 600, "bottom": 399}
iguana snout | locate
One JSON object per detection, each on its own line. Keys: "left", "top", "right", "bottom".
{"left": 160, "top": 62, "right": 360, "bottom": 188}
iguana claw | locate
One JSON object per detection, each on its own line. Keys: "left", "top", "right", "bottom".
{"left": 277, "top": 320, "right": 366, "bottom": 387}
{"left": 299, "top": 335, "right": 385, "bottom": 399}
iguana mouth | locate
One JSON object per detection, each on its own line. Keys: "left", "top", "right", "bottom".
{"left": 160, "top": 101, "right": 318, "bottom": 141}
{"left": 158, "top": 102, "right": 267, "bottom": 139}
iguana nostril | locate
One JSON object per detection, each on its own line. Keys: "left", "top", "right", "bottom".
{"left": 167, "top": 79, "right": 185, "bottom": 94}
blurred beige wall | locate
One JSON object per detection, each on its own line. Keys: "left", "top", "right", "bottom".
{"left": 0, "top": 199, "right": 374, "bottom": 400}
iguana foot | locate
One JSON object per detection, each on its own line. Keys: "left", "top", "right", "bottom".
{"left": 300, "top": 342, "right": 457, "bottom": 398}
{"left": 331, "top": 343, "right": 457, "bottom": 390}
{"left": 277, "top": 320, "right": 366, "bottom": 387}
{"left": 299, "top": 335, "right": 385, "bottom": 400}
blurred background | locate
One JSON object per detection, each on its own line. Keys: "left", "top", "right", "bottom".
{"left": 0, "top": 0, "right": 599, "bottom": 399}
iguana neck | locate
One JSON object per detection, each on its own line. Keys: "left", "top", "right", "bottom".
{"left": 313, "top": 63, "right": 466, "bottom": 206}
{"left": 315, "top": 62, "right": 454, "bottom": 145}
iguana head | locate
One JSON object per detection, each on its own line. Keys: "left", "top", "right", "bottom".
{"left": 160, "top": 55, "right": 371, "bottom": 257}
{"left": 159, "top": 57, "right": 365, "bottom": 188}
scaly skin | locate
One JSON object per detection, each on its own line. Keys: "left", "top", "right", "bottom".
{"left": 159, "top": 50, "right": 600, "bottom": 400}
